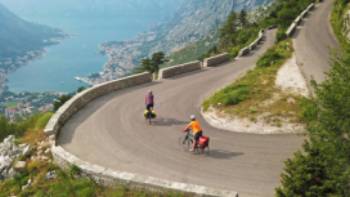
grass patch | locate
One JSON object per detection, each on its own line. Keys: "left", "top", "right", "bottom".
{"left": 257, "top": 45, "right": 287, "bottom": 67}
{"left": 203, "top": 39, "right": 307, "bottom": 125}
{"left": 0, "top": 112, "right": 52, "bottom": 142}
{"left": 203, "top": 84, "right": 250, "bottom": 110}
{"left": 0, "top": 161, "right": 95, "bottom": 197}
{"left": 19, "top": 112, "right": 53, "bottom": 145}
{"left": 0, "top": 160, "right": 188, "bottom": 197}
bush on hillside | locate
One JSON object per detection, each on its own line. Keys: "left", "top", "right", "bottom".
{"left": 53, "top": 86, "right": 86, "bottom": 111}
{"left": 276, "top": 29, "right": 287, "bottom": 42}
{"left": 53, "top": 94, "right": 72, "bottom": 111}
{"left": 257, "top": 40, "right": 292, "bottom": 67}
{"left": 0, "top": 112, "right": 52, "bottom": 142}
{"left": 219, "top": 85, "right": 251, "bottom": 106}
{"left": 257, "top": 49, "right": 283, "bottom": 67}
{"left": 203, "top": 84, "right": 250, "bottom": 110}
{"left": 277, "top": 1, "right": 350, "bottom": 195}
{"left": 265, "top": 0, "right": 315, "bottom": 29}
{"left": 219, "top": 11, "right": 260, "bottom": 52}
{"left": 0, "top": 116, "right": 19, "bottom": 141}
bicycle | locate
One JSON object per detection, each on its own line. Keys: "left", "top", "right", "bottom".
{"left": 179, "top": 129, "right": 210, "bottom": 154}
{"left": 144, "top": 109, "right": 156, "bottom": 125}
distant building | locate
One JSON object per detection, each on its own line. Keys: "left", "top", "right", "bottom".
{"left": 5, "top": 107, "right": 16, "bottom": 120}
{"left": 39, "top": 104, "right": 53, "bottom": 112}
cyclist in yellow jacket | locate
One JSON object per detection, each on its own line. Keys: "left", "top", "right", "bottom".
{"left": 184, "top": 115, "right": 203, "bottom": 152}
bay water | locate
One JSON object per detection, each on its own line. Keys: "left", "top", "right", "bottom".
{"left": 0, "top": 0, "right": 181, "bottom": 93}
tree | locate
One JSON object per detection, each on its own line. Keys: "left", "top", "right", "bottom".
{"left": 276, "top": 140, "right": 347, "bottom": 197}
{"left": 138, "top": 51, "right": 166, "bottom": 74}
{"left": 151, "top": 52, "right": 166, "bottom": 67}
{"left": 224, "top": 12, "right": 238, "bottom": 33}
{"left": 239, "top": 9, "right": 248, "bottom": 27}
{"left": 276, "top": 1, "right": 350, "bottom": 193}
{"left": 53, "top": 94, "right": 72, "bottom": 111}
{"left": 52, "top": 86, "right": 87, "bottom": 111}
{"left": 219, "top": 12, "right": 238, "bottom": 47}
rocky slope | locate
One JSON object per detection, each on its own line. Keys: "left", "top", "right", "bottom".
{"left": 83, "top": 0, "right": 273, "bottom": 85}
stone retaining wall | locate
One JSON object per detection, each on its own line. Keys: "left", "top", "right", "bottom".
{"left": 286, "top": 3, "right": 315, "bottom": 37}
{"left": 44, "top": 72, "right": 153, "bottom": 136}
{"left": 203, "top": 53, "right": 230, "bottom": 67}
{"left": 158, "top": 61, "right": 202, "bottom": 79}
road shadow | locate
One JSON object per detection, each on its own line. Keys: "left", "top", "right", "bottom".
{"left": 292, "top": 17, "right": 310, "bottom": 38}
{"left": 205, "top": 149, "right": 244, "bottom": 160}
{"left": 152, "top": 117, "right": 187, "bottom": 127}
{"left": 241, "top": 42, "right": 264, "bottom": 58}
{"left": 57, "top": 81, "right": 161, "bottom": 145}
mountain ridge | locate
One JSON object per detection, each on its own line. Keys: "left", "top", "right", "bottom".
{"left": 0, "top": 3, "right": 63, "bottom": 61}
{"left": 83, "top": 0, "right": 273, "bottom": 84}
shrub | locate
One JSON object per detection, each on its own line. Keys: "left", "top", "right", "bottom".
{"left": 221, "top": 85, "right": 250, "bottom": 105}
{"left": 203, "top": 84, "right": 250, "bottom": 110}
{"left": 276, "top": 28, "right": 287, "bottom": 42}
{"left": 257, "top": 40, "right": 292, "bottom": 67}
{"left": 257, "top": 49, "right": 283, "bottom": 67}
{"left": 69, "top": 165, "right": 82, "bottom": 177}
{"left": 298, "top": 98, "right": 318, "bottom": 124}
{"left": 53, "top": 94, "right": 72, "bottom": 111}
{"left": 229, "top": 46, "right": 240, "bottom": 58}
{"left": 34, "top": 112, "right": 53, "bottom": 129}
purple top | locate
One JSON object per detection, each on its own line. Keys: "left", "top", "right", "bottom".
{"left": 145, "top": 93, "right": 154, "bottom": 105}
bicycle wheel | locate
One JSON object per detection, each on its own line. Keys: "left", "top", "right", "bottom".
{"left": 179, "top": 136, "right": 192, "bottom": 151}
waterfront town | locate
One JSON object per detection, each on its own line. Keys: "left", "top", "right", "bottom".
{"left": 0, "top": 90, "right": 59, "bottom": 121}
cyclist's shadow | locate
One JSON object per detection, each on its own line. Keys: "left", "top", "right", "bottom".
{"left": 205, "top": 149, "right": 244, "bottom": 160}
{"left": 152, "top": 117, "right": 187, "bottom": 127}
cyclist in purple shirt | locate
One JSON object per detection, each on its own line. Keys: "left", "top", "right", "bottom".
{"left": 145, "top": 90, "right": 154, "bottom": 111}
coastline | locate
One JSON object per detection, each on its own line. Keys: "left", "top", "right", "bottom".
{"left": 0, "top": 32, "right": 68, "bottom": 120}
{"left": 0, "top": 33, "right": 68, "bottom": 94}
{"left": 75, "top": 31, "right": 158, "bottom": 86}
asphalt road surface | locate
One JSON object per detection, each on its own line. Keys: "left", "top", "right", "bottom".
{"left": 58, "top": 2, "right": 335, "bottom": 196}
{"left": 294, "top": 0, "right": 338, "bottom": 84}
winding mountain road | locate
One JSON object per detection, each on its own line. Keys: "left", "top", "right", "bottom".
{"left": 57, "top": 1, "right": 336, "bottom": 197}
{"left": 294, "top": 0, "right": 338, "bottom": 83}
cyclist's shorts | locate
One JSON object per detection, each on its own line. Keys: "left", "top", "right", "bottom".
{"left": 146, "top": 104, "right": 154, "bottom": 111}
{"left": 194, "top": 131, "right": 203, "bottom": 141}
